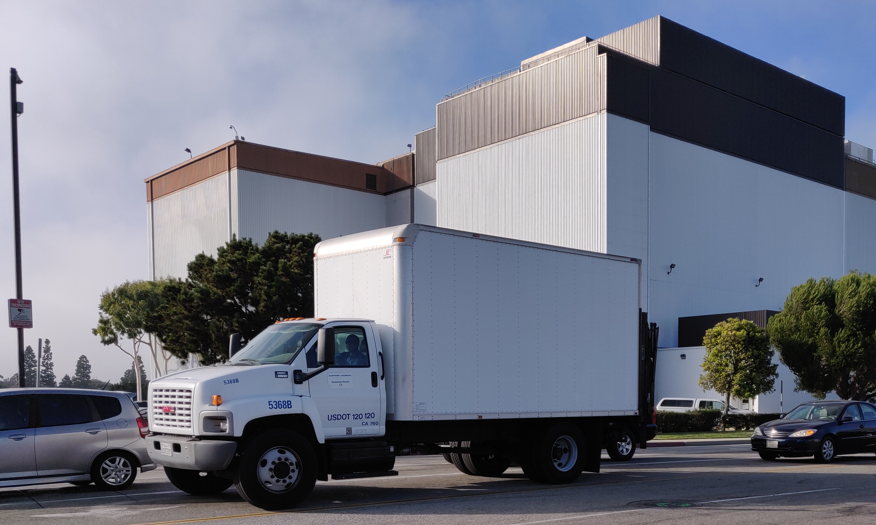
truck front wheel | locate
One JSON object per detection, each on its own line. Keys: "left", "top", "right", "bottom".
{"left": 234, "top": 430, "right": 317, "bottom": 510}
{"left": 462, "top": 441, "right": 512, "bottom": 477}
{"left": 606, "top": 427, "right": 636, "bottom": 461}
{"left": 529, "top": 423, "right": 585, "bottom": 484}
{"left": 165, "top": 467, "right": 233, "bottom": 495}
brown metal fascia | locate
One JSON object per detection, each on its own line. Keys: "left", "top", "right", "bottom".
{"left": 144, "top": 140, "right": 236, "bottom": 183}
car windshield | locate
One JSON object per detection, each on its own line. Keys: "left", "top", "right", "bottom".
{"left": 229, "top": 323, "right": 320, "bottom": 365}
{"left": 783, "top": 404, "right": 843, "bottom": 421}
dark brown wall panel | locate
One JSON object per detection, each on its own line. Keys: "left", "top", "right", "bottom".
{"left": 651, "top": 67, "right": 845, "bottom": 189}
{"left": 148, "top": 149, "right": 228, "bottom": 201}
{"left": 659, "top": 17, "right": 845, "bottom": 136}
{"left": 377, "top": 152, "right": 415, "bottom": 192}
{"left": 678, "top": 310, "right": 779, "bottom": 347}
{"left": 846, "top": 157, "right": 876, "bottom": 200}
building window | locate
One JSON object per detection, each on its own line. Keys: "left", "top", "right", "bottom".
{"left": 365, "top": 174, "right": 377, "bottom": 191}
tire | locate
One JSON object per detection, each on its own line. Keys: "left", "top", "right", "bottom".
{"left": 814, "top": 437, "right": 836, "bottom": 463}
{"left": 462, "top": 442, "right": 512, "bottom": 477}
{"left": 165, "top": 467, "right": 234, "bottom": 495}
{"left": 234, "top": 430, "right": 317, "bottom": 510}
{"left": 758, "top": 451, "right": 779, "bottom": 461}
{"left": 69, "top": 480, "right": 92, "bottom": 486}
{"left": 91, "top": 451, "right": 138, "bottom": 491}
{"left": 606, "top": 428, "right": 636, "bottom": 462}
{"left": 529, "top": 423, "right": 585, "bottom": 484}
{"left": 448, "top": 441, "right": 473, "bottom": 475}
{"left": 442, "top": 453, "right": 453, "bottom": 464}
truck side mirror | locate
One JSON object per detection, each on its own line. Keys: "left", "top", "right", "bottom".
{"left": 229, "top": 333, "right": 242, "bottom": 358}
{"left": 318, "top": 327, "right": 335, "bottom": 365}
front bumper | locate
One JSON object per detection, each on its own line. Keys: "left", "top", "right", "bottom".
{"left": 751, "top": 437, "right": 820, "bottom": 456}
{"left": 146, "top": 434, "right": 238, "bottom": 471}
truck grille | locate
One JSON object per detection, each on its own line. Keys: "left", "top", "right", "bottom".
{"left": 151, "top": 388, "right": 193, "bottom": 429}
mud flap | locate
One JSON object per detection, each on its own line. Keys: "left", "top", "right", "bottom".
{"left": 582, "top": 418, "right": 602, "bottom": 473}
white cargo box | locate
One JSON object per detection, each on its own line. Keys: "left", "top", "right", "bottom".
{"left": 315, "top": 225, "right": 642, "bottom": 422}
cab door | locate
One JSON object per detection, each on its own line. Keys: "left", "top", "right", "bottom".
{"left": 306, "top": 323, "right": 383, "bottom": 438}
{"left": 0, "top": 394, "right": 36, "bottom": 480}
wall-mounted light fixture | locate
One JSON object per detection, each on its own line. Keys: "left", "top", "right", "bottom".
{"left": 756, "top": 277, "right": 764, "bottom": 287}
{"left": 407, "top": 144, "right": 412, "bottom": 153}
{"left": 680, "top": 354, "right": 686, "bottom": 360}
{"left": 667, "top": 263, "right": 676, "bottom": 275}
{"left": 185, "top": 148, "right": 192, "bottom": 159}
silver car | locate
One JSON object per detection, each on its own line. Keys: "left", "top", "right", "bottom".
{"left": 0, "top": 388, "right": 155, "bottom": 490}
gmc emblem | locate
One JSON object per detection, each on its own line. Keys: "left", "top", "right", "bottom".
{"left": 160, "top": 405, "right": 176, "bottom": 414}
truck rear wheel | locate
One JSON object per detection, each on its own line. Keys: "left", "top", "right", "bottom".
{"left": 529, "top": 423, "right": 585, "bottom": 484}
{"left": 234, "top": 430, "right": 317, "bottom": 510}
{"left": 449, "top": 441, "right": 473, "bottom": 475}
{"left": 606, "top": 427, "right": 636, "bottom": 461}
{"left": 462, "top": 442, "right": 512, "bottom": 477}
{"left": 165, "top": 467, "right": 233, "bottom": 495}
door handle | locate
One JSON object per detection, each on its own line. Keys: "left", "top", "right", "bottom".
{"left": 8, "top": 434, "right": 26, "bottom": 441}
{"left": 371, "top": 371, "right": 378, "bottom": 388}
{"left": 85, "top": 428, "right": 102, "bottom": 435}
{"left": 378, "top": 352, "right": 384, "bottom": 380}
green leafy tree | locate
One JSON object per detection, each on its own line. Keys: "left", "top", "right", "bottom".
{"left": 0, "top": 374, "right": 20, "bottom": 388}
{"left": 768, "top": 272, "right": 876, "bottom": 400}
{"left": 24, "top": 345, "right": 37, "bottom": 387}
{"left": 94, "top": 280, "right": 168, "bottom": 399}
{"left": 39, "top": 339, "right": 57, "bottom": 387}
{"left": 699, "top": 318, "right": 778, "bottom": 417}
{"left": 154, "top": 231, "right": 320, "bottom": 365}
{"left": 72, "top": 355, "right": 92, "bottom": 388}
{"left": 59, "top": 374, "right": 73, "bottom": 388}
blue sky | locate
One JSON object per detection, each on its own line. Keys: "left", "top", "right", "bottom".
{"left": 0, "top": 0, "right": 874, "bottom": 381}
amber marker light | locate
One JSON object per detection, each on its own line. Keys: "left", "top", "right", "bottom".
{"left": 395, "top": 237, "right": 405, "bottom": 242}
{"left": 212, "top": 395, "right": 222, "bottom": 406}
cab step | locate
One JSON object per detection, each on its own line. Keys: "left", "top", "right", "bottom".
{"left": 331, "top": 470, "right": 399, "bottom": 480}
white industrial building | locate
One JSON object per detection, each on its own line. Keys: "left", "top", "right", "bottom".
{"left": 146, "top": 16, "right": 876, "bottom": 411}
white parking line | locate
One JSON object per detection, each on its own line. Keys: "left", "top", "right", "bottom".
{"left": 0, "top": 490, "right": 183, "bottom": 507}
{"left": 699, "top": 487, "right": 840, "bottom": 504}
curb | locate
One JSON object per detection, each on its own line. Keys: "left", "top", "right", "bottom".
{"left": 647, "top": 438, "right": 750, "bottom": 448}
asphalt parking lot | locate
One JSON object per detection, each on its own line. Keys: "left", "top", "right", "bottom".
{"left": 2, "top": 441, "right": 875, "bottom": 525}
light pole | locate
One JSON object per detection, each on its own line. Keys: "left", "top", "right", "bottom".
{"left": 9, "top": 68, "right": 25, "bottom": 387}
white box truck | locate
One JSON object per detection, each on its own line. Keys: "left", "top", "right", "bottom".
{"left": 145, "top": 224, "right": 658, "bottom": 510}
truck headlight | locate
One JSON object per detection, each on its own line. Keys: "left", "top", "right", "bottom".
{"left": 789, "top": 429, "right": 816, "bottom": 438}
{"left": 203, "top": 416, "right": 229, "bottom": 433}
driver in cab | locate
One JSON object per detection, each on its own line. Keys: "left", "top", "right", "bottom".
{"left": 337, "top": 334, "right": 368, "bottom": 366}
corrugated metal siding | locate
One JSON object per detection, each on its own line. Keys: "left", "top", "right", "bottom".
{"left": 148, "top": 149, "right": 228, "bottom": 201}
{"left": 146, "top": 203, "right": 154, "bottom": 280}
{"left": 658, "top": 17, "right": 845, "bottom": 136}
{"left": 648, "top": 132, "right": 845, "bottom": 347}
{"left": 844, "top": 192, "right": 876, "bottom": 275}
{"left": 151, "top": 174, "right": 230, "bottom": 279}
{"left": 846, "top": 157, "right": 876, "bottom": 200}
{"left": 377, "top": 153, "right": 414, "bottom": 190}
{"left": 595, "top": 16, "right": 660, "bottom": 66}
{"left": 520, "top": 36, "right": 593, "bottom": 71}
{"left": 437, "top": 45, "right": 605, "bottom": 160}
{"left": 606, "top": 115, "right": 650, "bottom": 307}
{"left": 677, "top": 310, "right": 779, "bottom": 347}
{"left": 414, "top": 127, "right": 437, "bottom": 184}
{"left": 436, "top": 114, "right": 607, "bottom": 252}
{"left": 413, "top": 180, "right": 437, "bottom": 225}
{"left": 235, "top": 169, "right": 386, "bottom": 246}
{"left": 385, "top": 188, "right": 412, "bottom": 226}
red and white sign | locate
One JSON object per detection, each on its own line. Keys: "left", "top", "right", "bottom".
{"left": 8, "top": 299, "right": 32, "bottom": 329}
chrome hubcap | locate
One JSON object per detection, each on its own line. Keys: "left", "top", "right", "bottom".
{"left": 551, "top": 435, "right": 578, "bottom": 472}
{"left": 822, "top": 440, "right": 834, "bottom": 460}
{"left": 100, "top": 456, "right": 133, "bottom": 486}
{"left": 617, "top": 434, "right": 633, "bottom": 456}
{"left": 257, "top": 447, "right": 301, "bottom": 493}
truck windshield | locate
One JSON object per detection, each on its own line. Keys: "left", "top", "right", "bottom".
{"left": 230, "top": 323, "right": 320, "bottom": 365}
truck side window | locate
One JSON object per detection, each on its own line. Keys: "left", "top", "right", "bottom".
{"left": 304, "top": 326, "right": 371, "bottom": 368}
{"left": 332, "top": 327, "right": 370, "bottom": 368}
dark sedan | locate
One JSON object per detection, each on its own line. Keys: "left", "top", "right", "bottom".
{"left": 751, "top": 401, "right": 876, "bottom": 462}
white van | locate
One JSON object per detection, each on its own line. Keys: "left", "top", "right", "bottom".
{"left": 657, "top": 398, "right": 752, "bottom": 414}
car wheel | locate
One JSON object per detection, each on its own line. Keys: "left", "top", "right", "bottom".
{"left": 758, "top": 451, "right": 779, "bottom": 461}
{"left": 165, "top": 467, "right": 234, "bottom": 495}
{"left": 529, "top": 423, "right": 585, "bottom": 484}
{"left": 606, "top": 428, "right": 636, "bottom": 461}
{"left": 814, "top": 437, "right": 836, "bottom": 463}
{"left": 462, "top": 442, "right": 512, "bottom": 477}
{"left": 91, "top": 451, "right": 138, "bottom": 490}
{"left": 234, "top": 430, "right": 317, "bottom": 510}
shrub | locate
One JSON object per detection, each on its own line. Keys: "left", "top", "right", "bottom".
{"left": 656, "top": 411, "right": 783, "bottom": 433}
